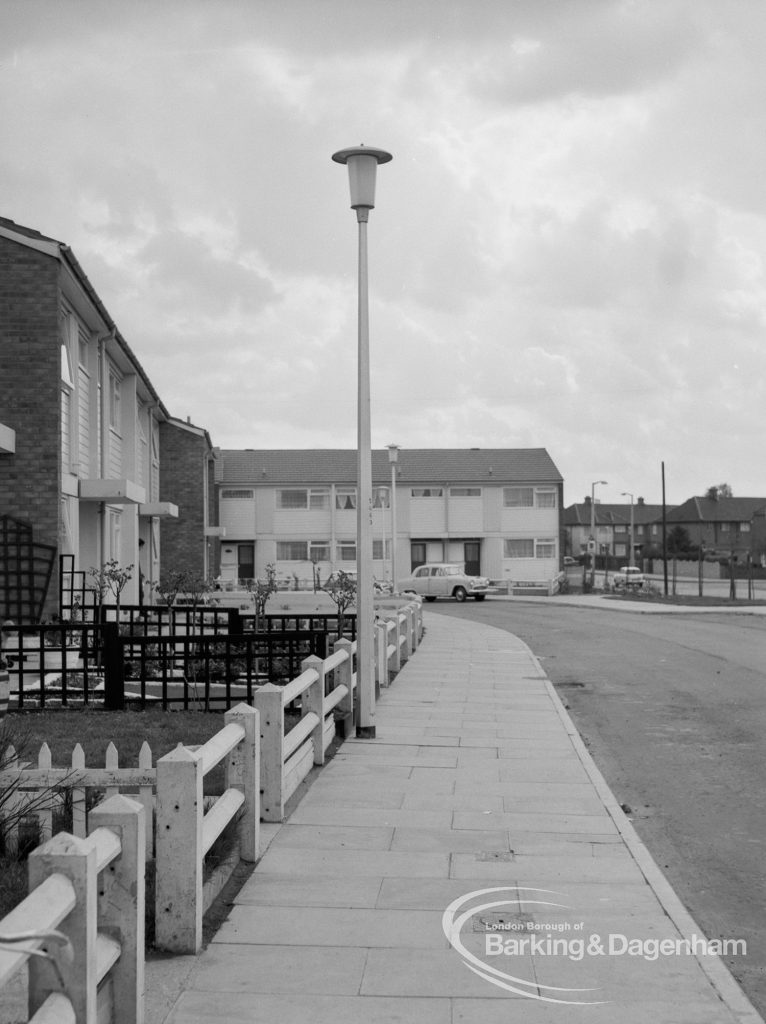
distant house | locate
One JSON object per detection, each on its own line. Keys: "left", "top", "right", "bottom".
{"left": 564, "top": 497, "right": 667, "bottom": 562}
{"left": 665, "top": 496, "right": 766, "bottom": 564}
{"left": 0, "top": 216, "right": 210, "bottom": 620}
{"left": 214, "top": 448, "right": 564, "bottom": 587}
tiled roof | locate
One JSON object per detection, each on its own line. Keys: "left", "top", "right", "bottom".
{"left": 218, "top": 448, "right": 563, "bottom": 486}
{"left": 563, "top": 503, "right": 668, "bottom": 527}
{"left": 666, "top": 497, "right": 766, "bottom": 523}
{"left": 0, "top": 216, "right": 61, "bottom": 245}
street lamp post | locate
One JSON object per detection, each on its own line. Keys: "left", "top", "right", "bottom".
{"left": 621, "top": 491, "right": 634, "bottom": 564}
{"left": 387, "top": 444, "right": 400, "bottom": 591}
{"left": 332, "top": 145, "right": 392, "bottom": 739}
{"left": 590, "top": 480, "right": 607, "bottom": 588}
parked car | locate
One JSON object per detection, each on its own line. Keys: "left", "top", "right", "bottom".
{"left": 563, "top": 556, "right": 579, "bottom": 567}
{"left": 398, "top": 563, "right": 490, "bottom": 602}
{"left": 613, "top": 566, "right": 645, "bottom": 589}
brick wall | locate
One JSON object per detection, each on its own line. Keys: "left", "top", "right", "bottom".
{"left": 0, "top": 235, "right": 62, "bottom": 618}
{"left": 159, "top": 421, "right": 212, "bottom": 579}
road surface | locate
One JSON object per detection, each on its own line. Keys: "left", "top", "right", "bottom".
{"left": 431, "top": 599, "right": 766, "bottom": 1016}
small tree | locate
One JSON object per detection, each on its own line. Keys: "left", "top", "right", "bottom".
{"left": 667, "top": 525, "right": 691, "bottom": 556}
{"left": 322, "top": 570, "right": 357, "bottom": 640}
{"left": 182, "top": 573, "right": 214, "bottom": 637}
{"left": 705, "top": 483, "right": 733, "bottom": 501}
{"left": 245, "top": 564, "right": 278, "bottom": 633}
{"left": 0, "top": 721, "right": 73, "bottom": 858}
{"left": 154, "top": 570, "right": 187, "bottom": 608}
{"left": 89, "top": 560, "right": 133, "bottom": 621}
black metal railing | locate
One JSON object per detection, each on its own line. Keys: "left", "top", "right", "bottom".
{"left": 0, "top": 614, "right": 356, "bottom": 711}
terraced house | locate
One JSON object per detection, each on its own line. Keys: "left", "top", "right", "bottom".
{"left": 214, "top": 448, "right": 564, "bottom": 588}
{"left": 0, "top": 216, "right": 213, "bottom": 621}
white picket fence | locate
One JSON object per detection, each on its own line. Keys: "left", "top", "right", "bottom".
{"left": 1, "top": 741, "right": 155, "bottom": 858}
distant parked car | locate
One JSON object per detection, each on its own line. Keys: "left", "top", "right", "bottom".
{"left": 563, "top": 556, "right": 579, "bottom": 567}
{"left": 613, "top": 566, "right": 645, "bottom": 589}
{"left": 398, "top": 563, "right": 490, "bottom": 602}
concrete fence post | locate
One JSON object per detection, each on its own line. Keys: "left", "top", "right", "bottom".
{"left": 397, "top": 613, "right": 408, "bottom": 665}
{"left": 155, "top": 744, "right": 203, "bottom": 953}
{"left": 224, "top": 703, "right": 260, "bottom": 863}
{"left": 252, "top": 684, "right": 285, "bottom": 822}
{"left": 402, "top": 608, "right": 413, "bottom": 661}
{"left": 332, "top": 638, "right": 354, "bottom": 733}
{"left": 89, "top": 794, "right": 145, "bottom": 1024}
{"left": 27, "top": 832, "right": 97, "bottom": 1023}
{"left": 375, "top": 620, "right": 388, "bottom": 689}
{"left": 386, "top": 615, "right": 401, "bottom": 674}
{"left": 301, "top": 656, "right": 326, "bottom": 766}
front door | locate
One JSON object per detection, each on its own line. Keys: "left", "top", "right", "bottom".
{"left": 238, "top": 543, "right": 255, "bottom": 583}
{"left": 464, "top": 541, "right": 481, "bottom": 577}
{"left": 411, "top": 542, "right": 427, "bottom": 571}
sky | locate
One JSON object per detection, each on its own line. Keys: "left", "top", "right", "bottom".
{"left": 2, "top": 0, "right": 765, "bottom": 508}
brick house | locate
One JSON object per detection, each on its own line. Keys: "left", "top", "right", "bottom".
{"left": 564, "top": 497, "right": 668, "bottom": 562}
{"left": 214, "top": 448, "right": 564, "bottom": 587}
{"left": 159, "top": 417, "right": 221, "bottom": 582}
{"left": 664, "top": 496, "right": 766, "bottom": 564}
{"left": 0, "top": 216, "right": 208, "bottom": 620}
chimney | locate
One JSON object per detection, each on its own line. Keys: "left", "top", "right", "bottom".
{"left": 584, "top": 495, "right": 592, "bottom": 505}
{"left": 637, "top": 497, "right": 645, "bottom": 506}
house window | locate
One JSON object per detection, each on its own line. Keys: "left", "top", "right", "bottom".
{"left": 108, "top": 509, "right": 122, "bottom": 561}
{"left": 222, "top": 489, "right": 254, "bottom": 499}
{"left": 720, "top": 522, "right": 730, "bottom": 533}
{"left": 108, "top": 371, "right": 121, "bottom": 432}
{"left": 411, "top": 488, "right": 443, "bottom": 497}
{"left": 535, "top": 489, "right": 557, "bottom": 508}
{"left": 373, "top": 539, "right": 390, "bottom": 559}
{"left": 335, "top": 488, "right": 356, "bottom": 510}
{"left": 740, "top": 522, "right": 751, "bottom": 533}
{"left": 504, "top": 538, "right": 534, "bottom": 558}
{"left": 536, "top": 538, "right": 556, "bottom": 558}
{"left": 372, "top": 487, "right": 390, "bottom": 508}
{"left": 338, "top": 540, "right": 356, "bottom": 560}
{"left": 504, "top": 487, "right": 534, "bottom": 508}
{"left": 450, "top": 487, "right": 481, "bottom": 497}
{"left": 277, "top": 488, "right": 329, "bottom": 510}
{"left": 309, "top": 541, "right": 331, "bottom": 561}
{"left": 614, "top": 524, "right": 627, "bottom": 533}
{"left": 635, "top": 525, "right": 644, "bottom": 536}
{"left": 276, "top": 541, "right": 308, "bottom": 560}
{"left": 60, "top": 342, "right": 74, "bottom": 387}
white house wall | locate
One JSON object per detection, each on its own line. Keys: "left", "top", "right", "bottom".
{"left": 217, "top": 478, "right": 562, "bottom": 586}
{"left": 447, "top": 495, "right": 484, "bottom": 533}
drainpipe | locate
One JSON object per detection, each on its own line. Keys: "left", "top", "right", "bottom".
{"left": 97, "top": 330, "right": 115, "bottom": 566}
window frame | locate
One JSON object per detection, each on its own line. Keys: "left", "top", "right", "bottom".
{"left": 276, "top": 540, "right": 309, "bottom": 560}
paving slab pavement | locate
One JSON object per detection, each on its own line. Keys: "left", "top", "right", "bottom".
{"left": 154, "top": 612, "right": 764, "bottom": 1023}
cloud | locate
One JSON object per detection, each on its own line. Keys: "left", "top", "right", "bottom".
{"left": 2, "top": 0, "right": 766, "bottom": 504}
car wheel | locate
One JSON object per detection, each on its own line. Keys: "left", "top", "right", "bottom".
{"left": 424, "top": 596, "right": 437, "bottom": 602}
{"left": 473, "top": 594, "right": 486, "bottom": 601}
{"left": 453, "top": 587, "right": 467, "bottom": 602}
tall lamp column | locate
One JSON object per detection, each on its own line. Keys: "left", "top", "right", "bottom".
{"left": 621, "top": 491, "right": 634, "bottom": 564}
{"left": 332, "top": 145, "right": 392, "bottom": 738}
{"left": 590, "top": 480, "right": 607, "bottom": 588}
{"left": 387, "top": 444, "right": 400, "bottom": 592}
